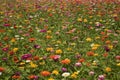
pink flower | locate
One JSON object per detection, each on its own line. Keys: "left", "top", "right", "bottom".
{"left": 75, "top": 62, "right": 82, "bottom": 67}
{"left": 89, "top": 71, "right": 94, "bottom": 75}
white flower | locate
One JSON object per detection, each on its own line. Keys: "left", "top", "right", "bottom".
{"left": 90, "top": 43, "right": 94, "bottom": 47}
{"left": 0, "top": 72, "right": 2, "bottom": 75}
{"left": 15, "top": 35, "right": 20, "bottom": 38}
{"left": 62, "top": 72, "right": 70, "bottom": 77}
{"left": 26, "top": 60, "right": 31, "bottom": 63}
{"left": 20, "top": 37, "right": 24, "bottom": 40}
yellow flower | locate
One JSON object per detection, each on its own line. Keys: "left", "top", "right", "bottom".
{"left": 47, "top": 30, "right": 52, "bottom": 34}
{"left": 56, "top": 40, "right": 61, "bottom": 44}
{"left": 39, "top": 61, "right": 45, "bottom": 65}
{"left": 89, "top": 22, "right": 93, "bottom": 24}
{"left": 52, "top": 70, "right": 59, "bottom": 75}
{"left": 108, "top": 45, "right": 113, "bottom": 49}
{"left": 112, "top": 14, "right": 118, "bottom": 17}
{"left": 100, "top": 19, "right": 103, "bottom": 22}
{"left": 71, "top": 71, "right": 79, "bottom": 78}
{"left": 56, "top": 49, "right": 62, "bottom": 54}
{"left": 71, "top": 74, "right": 77, "bottom": 78}
{"left": 89, "top": 16, "right": 93, "bottom": 18}
{"left": 30, "top": 62, "right": 38, "bottom": 68}
{"left": 67, "top": 48, "right": 72, "bottom": 51}
{"left": 104, "top": 28, "right": 108, "bottom": 31}
{"left": 19, "top": 67, "right": 24, "bottom": 70}
{"left": 70, "top": 43, "right": 76, "bottom": 46}
{"left": 91, "top": 44, "right": 100, "bottom": 50}
{"left": 83, "top": 19, "right": 88, "bottom": 22}
{"left": 94, "top": 53, "right": 98, "bottom": 56}
{"left": 117, "top": 63, "right": 120, "bottom": 66}
{"left": 20, "top": 62, "right": 25, "bottom": 65}
{"left": 48, "top": 78, "right": 54, "bottom": 80}
{"left": 86, "top": 37, "right": 92, "bottom": 42}
{"left": 92, "top": 46, "right": 98, "bottom": 50}
{"left": 13, "top": 48, "right": 18, "bottom": 52}
{"left": 46, "top": 47, "right": 53, "bottom": 52}
{"left": 105, "top": 67, "right": 111, "bottom": 72}
{"left": 95, "top": 36, "right": 100, "bottom": 40}
{"left": 92, "top": 62, "right": 97, "bottom": 66}
{"left": 11, "top": 38, "right": 16, "bottom": 42}
{"left": 77, "top": 18, "right": 82, "bottom": 22}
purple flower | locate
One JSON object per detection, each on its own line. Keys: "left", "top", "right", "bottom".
{"left": 61, "top": 67, "right": 67, "bottom": 72}
{"left": 75, "top": 54, "right": 81, "bottom": 59}
{"left": 34, "top": 45, "right": 41, "bottom": 49}
{"left": 104, "top": 46, "right": 110, "bottom": 52}
{"left": 2, "top": 57, "right": 8, "bottom": 61}
{"left": 14, "top": 72, "right": 21, "bottom": 76}
{"left": 21, "top": 53, "right": 32, "bottom": 60}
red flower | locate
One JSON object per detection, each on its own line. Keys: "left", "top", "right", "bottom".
{"left": 0, "top": 67, "right": 5, "bottom": 72}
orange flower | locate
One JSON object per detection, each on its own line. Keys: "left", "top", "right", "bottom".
{"left": 105, "top": 40, "right": 111, "bottom": 44}
{"left": 103, "top": 53, "right": 108, "bottom": 57}
{"left": 87, "top": 51, "right": 94, "bottom": 56}
{"left": 29, "top": 38, "right": 36, "bottom": 42}
{"left": 40, "top": 71, "right": 51, "bottom": 77}
{"left": 0, "top": 67, "right": 5, "bottom": 72}
{"left": 100, "top": 31, "right": 105, "bottom": 35}
{"left": 0, "top": 29, "right": 5, "bottom": 33}
{"left": 13, "top": 56, "right": 19, "bottom": 63}
{"left": 78, "top": 58, "right": 85, "bottom": 63}
{"left": 0, "top": 42, "right": 2, "bottom": 47}
{"left": 28, "top": 75, "right": 35, "bottom": 79}
{"left": 33, "top": 56, "right": 39, "bottom": 60}
{"left": 12, "top": 75, "right": 20, "bottom": 79}
{"left": 46, "top": 35, "right": 52, "bottom": 39}
{"left": 49, "top": 13, "right": 53, "bottom": 17}
{"left": 61, "top": 58, "right": 71, "bottom": 64}
{"left": 3, "top": 36, "right": 9, "bottom": 41}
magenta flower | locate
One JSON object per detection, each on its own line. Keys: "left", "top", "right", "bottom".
{"left": 40, "top": 29, "right": 47, "bottom": 33}
{"left": 61, "top": 67, "right": 67, "bottom": 72}
{"left": 2, "top": 47, "right": 9, "bottom": 52}
{"left": 21, "top": 53, "right": 32, "bottom": 60}
{"left": 4, "top": 23, "right": 10, "bottom": 27}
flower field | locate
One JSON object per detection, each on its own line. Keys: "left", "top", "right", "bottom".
{"left": 0, "top": 0, "right": 120, "bottom": 80}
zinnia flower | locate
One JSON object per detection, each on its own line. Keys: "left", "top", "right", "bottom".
{"left": 0, "top": 67, "right": 5, "bottom": 72}
{"left": 98, "top": 75, "right": 105, "bottom": 80}
{"left": 28, "top": 75, "right": 39, "bottom": 80}
{"left": 40, "top": 71, "right": 50, "bottom": 77}
{"left": 21, "top": 53, "right": 32, "bottom": 60}
{"left": 61, "top": 58, "right": 71, "bottom": 64}
{"left": 62, "top": 72, "right": 70, "bottom": 77}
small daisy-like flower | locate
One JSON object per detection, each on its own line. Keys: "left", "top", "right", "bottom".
{"left": 52, "top": 70, "right": 59, "bottom": 75}
{"left": 86, "top": 37, "right": 92, "bottom": 42}
{"left": 56, "top": 49, "right": 62, "bottom": 54}
{"left": 62, "top": 72, "right": 70, "bottom": 77}
{"left": 105, "top": 67, "right": 111, "bottom": 72}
